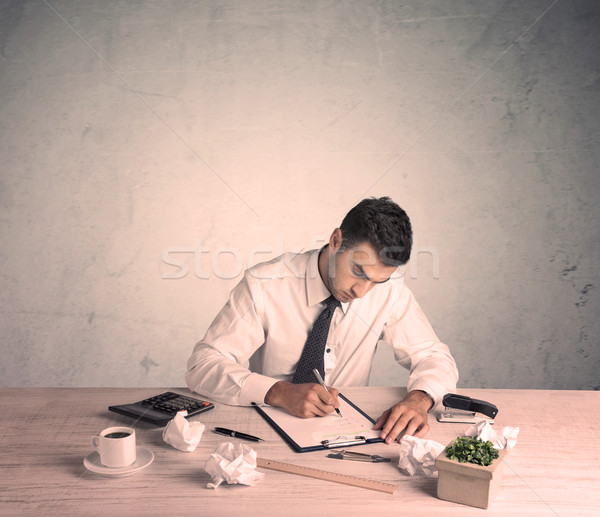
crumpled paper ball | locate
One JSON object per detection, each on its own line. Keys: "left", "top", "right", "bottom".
{"left": 162, "top": 410, "right": 206, "bottom": 452}
{"left": 465, "top": 420, "right": 519, "bottom": 450}
{"left": 397, "top": 435, "right": 445, "bottom": 477}
{"left": 205, "top": 442, "right": 265, "bottom": 489}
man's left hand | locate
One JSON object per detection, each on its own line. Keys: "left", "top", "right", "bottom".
{"left": 373, "top": 390, "right": 433, "bottom": 444}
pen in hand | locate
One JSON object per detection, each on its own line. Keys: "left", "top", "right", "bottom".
{"left": 312, "top": 368, "right": 342, "bottom": 418}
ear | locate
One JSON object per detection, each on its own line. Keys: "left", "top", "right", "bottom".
{"left": 329, "top": 228, "right": 343, "bottom": 251}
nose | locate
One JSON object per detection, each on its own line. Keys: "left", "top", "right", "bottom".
{"left": 351, "top": 279, "right": 372, "bottom": 299}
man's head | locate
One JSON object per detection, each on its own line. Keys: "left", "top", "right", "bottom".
{"left": 319, "top": 197, "right": 413, "bottom": 303}
{"left": 339, "top": 196, "right": 412, "bottom": 267}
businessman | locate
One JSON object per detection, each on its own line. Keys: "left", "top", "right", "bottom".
{"left": 186, "top": 197, "right": 458, "bottom": 443}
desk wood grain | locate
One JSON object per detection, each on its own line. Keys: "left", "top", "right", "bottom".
{"left": 1, "top": 387, "right": 599, "bottom": 516}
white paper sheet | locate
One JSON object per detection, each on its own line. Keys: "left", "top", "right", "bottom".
{"left": 162, "top": 410, "right": 205, "bottom": 452}
{"left": 465, "top": 420, "right": 520, "bottom": 450}
{"left": 397, "top": 435, "right": 445, "bottom": 477}
{"left": 205, "top": 442, "right": 264, "bottom": 488}
{"left": 258, "top": 395, "right": 380, "bottom": 450}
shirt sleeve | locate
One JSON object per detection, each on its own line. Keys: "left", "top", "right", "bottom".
{"left": 185, "top": 272, "right": 278, "bottom": 406}
{"left": 381, "top": 285, "right": 459, "bottom": 408}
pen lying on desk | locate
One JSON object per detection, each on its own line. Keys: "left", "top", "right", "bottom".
{"left": 213, "top": 427, "right": 264, "bottom": 442}
{"left": 327, "top": 450, "right": 392, "bottom": 463}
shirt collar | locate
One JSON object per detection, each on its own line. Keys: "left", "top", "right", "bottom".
{"left": 305, "top": 248, "right": 349, "bottom": 313}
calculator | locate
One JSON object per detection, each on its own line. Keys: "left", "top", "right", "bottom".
{"left": 108, "top": 391, "right": 214, "bottom": 426}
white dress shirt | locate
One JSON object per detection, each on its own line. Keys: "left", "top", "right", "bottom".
{"left": 186, "top": 249, "right": 458, "bottom": 407}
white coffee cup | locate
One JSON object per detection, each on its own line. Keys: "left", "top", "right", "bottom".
{"left": 92, "top": 426, "right": 136, "bottom": 468}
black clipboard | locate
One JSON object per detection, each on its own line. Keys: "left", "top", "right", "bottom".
{"left": 253, "top": 393, "right": 384, "bottom": 453}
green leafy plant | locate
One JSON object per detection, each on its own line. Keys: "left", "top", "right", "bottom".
{"left": 445, "top": 436, "right": 499, "bottom": 466}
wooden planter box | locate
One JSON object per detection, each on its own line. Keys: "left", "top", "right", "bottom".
{"left": 435, "top": 447, "right": 509, "bottom": 509}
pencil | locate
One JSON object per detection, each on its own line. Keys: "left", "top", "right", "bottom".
{"left": 312, "top": 368, "right": 343, "bottom": 418}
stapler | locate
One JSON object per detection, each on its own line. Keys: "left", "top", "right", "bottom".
{"left": 437, "top": 393, "right": 498, "bottom": 424}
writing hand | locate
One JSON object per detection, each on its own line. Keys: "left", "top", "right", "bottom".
{"left": 264, "top": 381, "right": 340, "bottom": 418}
{"left": 373, "top": 390, "right": 433, "bottom": 444}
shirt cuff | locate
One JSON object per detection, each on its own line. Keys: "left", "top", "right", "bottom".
{"left": 239, "top": 372, "right": 280, "bottom": 406}
{"left": 407, "top": 378, "right": 453, "bottom": 410}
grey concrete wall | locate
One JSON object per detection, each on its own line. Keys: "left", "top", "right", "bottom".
{"left": 1, "top": 0, "right": 598, "bottom": 390}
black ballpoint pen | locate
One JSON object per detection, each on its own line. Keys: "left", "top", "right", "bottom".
{"left": 213, "top": 427, "right": 264, "bottom": 442}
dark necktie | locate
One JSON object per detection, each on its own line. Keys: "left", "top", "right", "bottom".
{"left": 292, "top": 295, "right": 341, "bottom": 384}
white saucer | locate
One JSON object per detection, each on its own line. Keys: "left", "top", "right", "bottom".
{"left": 83, "top": 447, "right": 154, "bottom": 477}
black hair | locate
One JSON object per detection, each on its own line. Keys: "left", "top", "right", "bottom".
{"left": 339, "top": 197, "right": 412, "bottom": 266}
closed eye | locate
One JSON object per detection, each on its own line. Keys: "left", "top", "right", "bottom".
{"left": 352, "top": 264, "right": 390, "bottom": 284}
{"left": 352, "top": 265, "right": 366, "bottom": 278}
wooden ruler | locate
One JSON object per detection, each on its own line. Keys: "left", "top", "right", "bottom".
{"left": 256, "top": 458, "right": 398, "bottom": 494}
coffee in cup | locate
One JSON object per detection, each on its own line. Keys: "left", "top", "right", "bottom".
{"left": 92, "top": 426, "right": 136, "bottom": 468}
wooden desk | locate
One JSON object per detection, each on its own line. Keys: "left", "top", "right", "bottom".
{"left": 1, "top": 387, "right": 599, "bottom": 516}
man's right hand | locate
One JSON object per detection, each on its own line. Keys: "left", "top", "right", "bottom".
{"left": 264, "top": 381, "right": 340, "bottom": 418}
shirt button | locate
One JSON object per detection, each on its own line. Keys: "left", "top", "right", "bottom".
{"left": 326, "top": 348, "right": 331, "bottom": 353}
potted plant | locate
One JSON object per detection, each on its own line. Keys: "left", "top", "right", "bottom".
{"left": 435, "top": 436, "right": 508, "bottom": 509}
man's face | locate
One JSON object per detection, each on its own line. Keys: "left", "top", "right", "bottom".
{"left": 324, "top": 232, "right": 399, "bottom": 303}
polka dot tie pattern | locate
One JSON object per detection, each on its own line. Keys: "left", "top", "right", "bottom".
{"left": 291, "top": 295, "right": 341, "bottom": 384}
